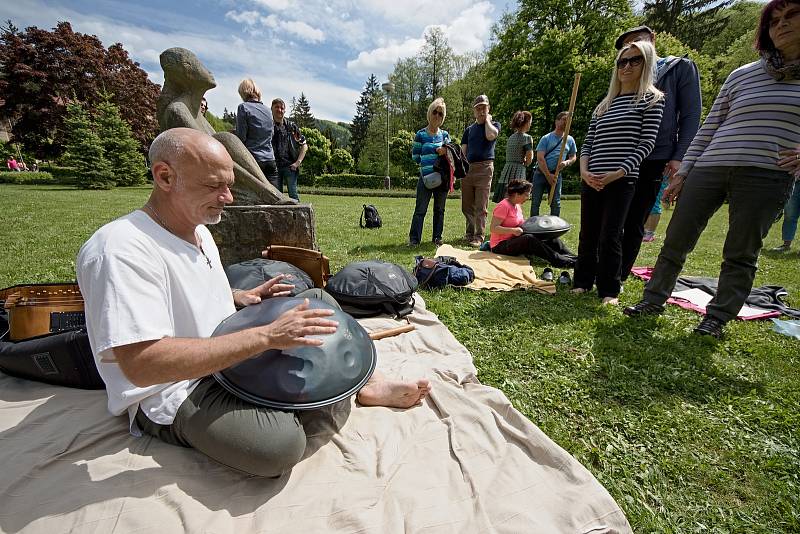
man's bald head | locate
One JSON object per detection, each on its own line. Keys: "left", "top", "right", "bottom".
{"left": 149, "top": 128, "right": 231, "bottom": 175}
{"left": 147, "top": 128, "right": 235, "bottom": 227}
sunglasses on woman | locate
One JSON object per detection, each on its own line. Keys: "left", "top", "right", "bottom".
{"left": 432, "top": 110, "right": 444, "bottom": 117}
{"left": 616, "top": 55, "right": 644, "bottom": 69}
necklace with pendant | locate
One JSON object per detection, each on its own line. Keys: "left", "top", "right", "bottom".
{"left": 144, "top": 203, "right": 212, "bottom": 269}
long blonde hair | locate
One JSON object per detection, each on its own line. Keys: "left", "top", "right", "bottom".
{"left": 594, "top": 41, "right": 663, "bottom": 117}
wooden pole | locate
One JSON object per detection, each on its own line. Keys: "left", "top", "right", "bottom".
{"left": 547, "top": 72, "right": 582, "bottom": 207}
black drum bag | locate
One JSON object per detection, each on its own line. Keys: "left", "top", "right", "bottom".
{"left": 0, "top": 328, "right": 105, "bottom": 389}
{"left": 326, "top": 260, "right": 418, "bottom": 318}
{"left": 225, "top": 258, "right": 314, "bottom": 295}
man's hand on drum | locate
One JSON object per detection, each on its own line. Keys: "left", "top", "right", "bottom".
{"left": 262, "top": 299, "right": 338, "bottom": 349}
{"left": 234, "top": 274, "right": 296, "bottom": 307}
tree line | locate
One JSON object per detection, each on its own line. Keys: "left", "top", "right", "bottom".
{"left": 346, "top": 0, "right": 761, "bottom": 180}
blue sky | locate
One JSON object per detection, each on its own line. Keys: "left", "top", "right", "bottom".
{"left": 1, "top": 0, "right": 515, "bottom": 123}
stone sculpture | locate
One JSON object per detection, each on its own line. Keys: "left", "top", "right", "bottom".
{"left": 156, "top": 47, "right": 290, "bottom": 205}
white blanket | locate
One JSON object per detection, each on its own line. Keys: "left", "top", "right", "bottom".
{"left": 0, "top": 296, "right": 630, "bottom": 533}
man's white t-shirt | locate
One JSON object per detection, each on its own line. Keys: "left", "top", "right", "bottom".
{"left": 76, "top": 210, "right": 236, "bottom": 430}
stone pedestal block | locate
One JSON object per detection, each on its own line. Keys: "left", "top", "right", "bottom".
{"left": 209, "top": 204, "right": 317, "bottom": 267}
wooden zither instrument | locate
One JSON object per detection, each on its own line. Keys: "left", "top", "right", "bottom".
{"left": 1, "top": 283, "right": 86, "bottom": 341}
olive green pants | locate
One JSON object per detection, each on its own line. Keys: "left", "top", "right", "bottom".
{"left": 137, "top": 377, "right": 308, "bottom": 477}
{"left": 136, "top": 289, "right": 343, "bottom": 477}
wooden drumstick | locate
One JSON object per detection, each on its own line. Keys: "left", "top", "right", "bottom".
{"left": 368, "top": 324, "right": 415, "bottom": 340}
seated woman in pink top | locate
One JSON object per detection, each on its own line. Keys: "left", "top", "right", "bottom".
{"left": 490, "top": 179, "right": 535, "bottom": 256}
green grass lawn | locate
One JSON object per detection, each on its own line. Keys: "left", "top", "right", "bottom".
{"left": 1, "top": 184, "right": 798, "bottom": 532}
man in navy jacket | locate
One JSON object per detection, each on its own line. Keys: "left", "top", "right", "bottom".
{"left": 616, "top": 26, "right": 703, "bottom": 283}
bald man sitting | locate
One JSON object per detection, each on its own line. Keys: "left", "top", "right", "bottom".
{"left": 77, "top": 128, "right": 431, "bottom": 477}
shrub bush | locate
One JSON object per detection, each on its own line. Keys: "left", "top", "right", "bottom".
{"left": 0, "top": 171, "right": 55, "bottom": 184}
{"left": 311, "top": 173, "right": 467, "bottom": 191}
{"left": 315, "top": 173, "right": 418, "bottom": 189}
{"left": 46, "top": 166, "right": 80, "bottom": 184}
{"left": 561, "top": 175, "right": 581, "bottom": 195}
{"left": 314, "top": 174, "right": 416, "bottom": 189}
{"left": 329, "top": 148, "right": 354, "bottom": 174}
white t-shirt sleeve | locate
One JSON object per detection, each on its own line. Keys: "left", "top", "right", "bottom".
{"left": 81, "top": 250, "right": 175, "bottom": 355}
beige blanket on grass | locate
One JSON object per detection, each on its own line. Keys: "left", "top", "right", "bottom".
{"left": 434, "top": 244, "right": 556, "bottom": 293}
{"left": 0, "top": 296, "right": 628, "bottom": 533}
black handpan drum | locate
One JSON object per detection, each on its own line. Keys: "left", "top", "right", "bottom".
{"left": 520, "top": 215, "right": 572, "bottom": 239}
{"left": 212, "top": 297, "right": 377, "bottom": 410}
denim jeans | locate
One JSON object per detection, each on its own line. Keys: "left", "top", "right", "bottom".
{"left": 530, "top": 169, "right": 562, "bottom": 217}
{"left": 278, "top": 166, "right": 300, "bottom": 201}
{"left": 409, "top": 177, "right": 448, "bottom": 244}
{"left": 781, "top": 181, "right": 800, "bottom": 242}
{"left": 644, "top": 166, "right": 793, "bottom": 322}
{"left": 259, "top": 160, "right": 280, "bottom": 190}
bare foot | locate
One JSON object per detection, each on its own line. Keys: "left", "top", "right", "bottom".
{"left": 357, "top": 377, "right": 431, "bottom": 409}
{"left": 602, "top": 297, "right": 619, "bottom": 305}
{"left": 571, "top": 288, "right": 588, "bottom": 294}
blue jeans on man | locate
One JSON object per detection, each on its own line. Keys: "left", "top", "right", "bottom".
{"left": 530, "top": 169, "right": 562, "bottom": 217}
{"left": 409, "top": 177, "right": 447, "bottom": 245}
{"left": 781, "top": 181, "right": 800, "bottom": 243}
{"left": 277, "top": 166, "right": 300, "bottom": 201}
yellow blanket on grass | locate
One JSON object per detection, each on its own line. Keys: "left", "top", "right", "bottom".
{"left": 434, "top": 244, "right": 556, "bottom": 293}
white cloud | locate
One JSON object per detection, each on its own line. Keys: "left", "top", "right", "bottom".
{"left": 346, "top": 37, "right": 426, "bottom": 76}
{"left": 359, "top": 0, "right": 479, "bottom": 29}
{"left": 346, "top": 1, "right": 495, "bottom": 75}
{"left": 281, "top": 20, "right": 324, "bottom": 43}
{"left": 441, "top": 2, "right": 495, "bottom": 53}
{"left": 252, "top": 0, "right": 292, "bottom": 11}
{"left": 224, "top": 10, "right": 261, "bottom": 25}
{"left": 261, "top": 14, "right": 279, "bottom": 28}
{"left": 226, "top": 10, "right": 324, "bottom": 43}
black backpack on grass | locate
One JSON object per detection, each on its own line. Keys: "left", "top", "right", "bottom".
{"left": 360, "top": 204, "right": 382, "bottom": 229}
{"left": 326, "top": 260, "right": 417, "bottom": 318}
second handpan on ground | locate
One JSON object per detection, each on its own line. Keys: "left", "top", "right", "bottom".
{"left": 520, "top": 215, "right": 572, "bottom": 239}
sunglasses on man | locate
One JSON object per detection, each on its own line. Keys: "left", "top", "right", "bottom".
{"left": 616, "top": 55, "right": 644, "bottom": 69}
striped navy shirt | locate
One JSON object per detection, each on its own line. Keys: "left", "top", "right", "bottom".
{"left": 581, "top": 93, "right": 665, "bottom": 180}
{"left": 679, "top": 60, "right": 800, "bottom": 176}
